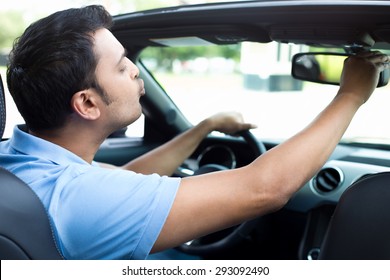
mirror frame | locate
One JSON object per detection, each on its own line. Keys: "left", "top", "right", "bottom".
{"left": 291, "top": 52, "right": 390, "bottom": 87}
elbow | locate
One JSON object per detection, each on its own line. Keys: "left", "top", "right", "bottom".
{"left": 249, "top": 170, "right": 299, "bottom": 215}
{"left": 258, "top": 190, "right": 290, "bottom": 214}
{"left": 269, "top": 193, "right": 290, "bottom": 212}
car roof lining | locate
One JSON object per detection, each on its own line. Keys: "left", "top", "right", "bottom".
{"left": 114, "top": 25, "right": 271, "bottom": 47}
{"left": 112, "top": 1, "right": 390, "bottom": 50}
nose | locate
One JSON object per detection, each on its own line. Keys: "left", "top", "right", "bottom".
{"left": 128, "top": 59, "right": 140, "bottom": 79}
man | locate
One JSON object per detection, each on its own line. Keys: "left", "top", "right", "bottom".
{"left": 1, "top": 5, "right": 389, "bottom": 259}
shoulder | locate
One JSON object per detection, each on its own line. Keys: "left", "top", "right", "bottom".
{"left": 54, "top": 167, "right": 181, "bottom": 259}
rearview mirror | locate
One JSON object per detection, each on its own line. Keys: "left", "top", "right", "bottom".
{"left": 292, "top": 52, "right": 389, "bottom": 87}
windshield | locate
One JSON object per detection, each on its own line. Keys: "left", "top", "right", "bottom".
{"left": 140, "top": 42, "right": 390, "bottom": 145}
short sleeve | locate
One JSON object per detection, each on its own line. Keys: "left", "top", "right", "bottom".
{"left": 50, "top": 166, "right": 180, "bottom": 260}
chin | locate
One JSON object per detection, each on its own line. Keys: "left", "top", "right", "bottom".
{"left": 127, "top": 110, "right": 143, "bottom": 125}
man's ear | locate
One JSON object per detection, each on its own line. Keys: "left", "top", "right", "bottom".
{"left": 70, "top": 90, "right": 101, "bottom": 120}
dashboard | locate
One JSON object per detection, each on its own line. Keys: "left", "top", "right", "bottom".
{"left": 183, "top": 137, "right": 390, "bottom": 213}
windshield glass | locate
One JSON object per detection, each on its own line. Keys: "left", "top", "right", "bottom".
{"left": 140, "top": 42, "right": 390, "bottom": 145}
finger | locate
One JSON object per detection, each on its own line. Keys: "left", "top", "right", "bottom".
{"left": 369, "top": 53, "right": 389, "bottom": 62}
{"left": 240, "top": 123, "right": 258, "bottom": 131}
{"left": 224, "top": 123, "right": 257, "bottom": 136}
{"left": 371, "top": 54, "right": 390, "bottom": 70}
{"left": 377, "top": 61, "right": 390, "bottom": 71}
{"left": 356, "top": 50, "right": 382, "bottom": 58}
{"left": 354, "top": 52, "right": 390, "bottom": 70}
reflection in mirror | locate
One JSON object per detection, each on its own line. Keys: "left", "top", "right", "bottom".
{"left": 292, "top": 52, "right": 390, "bottom": 87}
{"left": 292, "top": 53, "right": 346, "bottom": 85}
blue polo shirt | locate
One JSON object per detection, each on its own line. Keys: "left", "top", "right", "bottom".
{"left": 0, "top": 126, "right": 181, "bottom": 259}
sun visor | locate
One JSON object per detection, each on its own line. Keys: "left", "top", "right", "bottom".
{"left": 270, "top": 27, "right": 375, "bottom": 48}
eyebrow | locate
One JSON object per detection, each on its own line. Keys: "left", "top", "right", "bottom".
{"left": 116, "top": 48, "right": 128, "bottom": 66}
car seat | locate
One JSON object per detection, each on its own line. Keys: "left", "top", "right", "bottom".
{"left": 319, "top": 172, "right": 390, "bottom": 259}
{"left": 0, "top": 74, "right": 63, "bottom": 259}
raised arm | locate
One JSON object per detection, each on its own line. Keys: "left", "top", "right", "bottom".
{"left": 153, "top": 51, "right": 390, "bottom": 252}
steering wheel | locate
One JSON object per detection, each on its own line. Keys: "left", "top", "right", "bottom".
{"left": 177, "top": 130, "right": 267, "bottom": 256}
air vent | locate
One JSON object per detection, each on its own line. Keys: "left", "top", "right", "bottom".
{"left": 313, "top": 167, "right": 342, "bottom": 193}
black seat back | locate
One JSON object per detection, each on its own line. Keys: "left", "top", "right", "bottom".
{"left": 0, "top": 73, "right": 63, "bottom": 259}
{"left": 0, "top": 73, "right": 5, "bottom": 137}
{"left": 319, "top": 172, "right": 390, "bottom": 259}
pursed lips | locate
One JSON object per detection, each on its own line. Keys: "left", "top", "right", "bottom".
{"left": 138, "top": 78, "right": 145, "bottom": 96}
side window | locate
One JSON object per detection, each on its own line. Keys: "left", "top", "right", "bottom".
{"left": 125, "top": 114, "right": 144, "bottom": 137}
{"left": 1, "top": 67, "right": 24, "bottom": 139}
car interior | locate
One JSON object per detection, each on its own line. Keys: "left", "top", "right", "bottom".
{"left": 0, "top": 74, "right": 63, "bottom": 260}
{"left": 2, "top": 0, "right": 390, "bottom": 260}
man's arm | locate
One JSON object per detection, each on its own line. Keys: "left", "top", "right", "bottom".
{"left": 120, "top": 112, "right": 256, "bottom": 176}
{"left": 152, "top": 52, "right": 390, "bottom": 252}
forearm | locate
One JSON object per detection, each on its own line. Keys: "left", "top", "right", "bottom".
{"left": 122, "top": 118, "right": 215, "bottom": 175}
{"left": 247, "top": 91, "right": 362, "bottom": 208}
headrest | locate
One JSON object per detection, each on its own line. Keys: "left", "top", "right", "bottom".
{"left": 0, "top": 73, "right": 6, "bottom": 139}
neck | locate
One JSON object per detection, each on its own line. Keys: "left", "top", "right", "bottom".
{"left": 29, "top": 122, "right": 109, "bottom": 164}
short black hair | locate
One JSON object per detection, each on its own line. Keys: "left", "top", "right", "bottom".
{"left": 7, "top": 5, "right": 113, "bottom": 132}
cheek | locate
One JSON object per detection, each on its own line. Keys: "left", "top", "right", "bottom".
{"left": 100, "top": 73, "right": 140, "bottom": 102}
{"left": 125, "top": 82, "right": 141, "bottom": 99}
{"left": 118, "top": 85, "right": 142, "bottom": 112}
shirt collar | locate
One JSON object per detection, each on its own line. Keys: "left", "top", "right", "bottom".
{"left": 9, "top": 125, "right": 91, "bottom": 166}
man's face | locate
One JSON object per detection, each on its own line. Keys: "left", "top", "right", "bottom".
{"left": 93, "top": 28, "right": 145, "bottom": 131}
